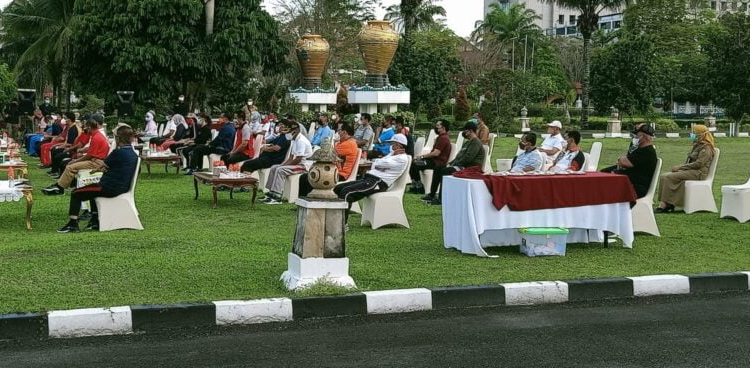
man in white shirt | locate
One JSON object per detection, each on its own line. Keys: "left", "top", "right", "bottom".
{"left": 549, "top": 131, "right": 585, "bottom": 172}
{"left": 334, "top": 133, "right": 409, "bottom": 224}
{"left": 263, "top": 121, "right": 313, "bottom": 204}
{"left": 539, "top": 120, "right": 566, "bottom": 163}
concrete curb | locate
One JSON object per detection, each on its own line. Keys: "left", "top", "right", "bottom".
{"left": 1, "top": 271, "right": 748, "bottom": 340}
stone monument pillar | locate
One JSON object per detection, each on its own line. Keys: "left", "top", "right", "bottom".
{"left": 705, "top": 101, "right": 717, "bottom": 130}
{"left": 281, "top": 138, "right": 355, "bottom": 290}
{"left": 606, "top": 107, "right": 622, "bottom": 138}
{"left": 520, "top": 106, "right": 530, "bottom": 132}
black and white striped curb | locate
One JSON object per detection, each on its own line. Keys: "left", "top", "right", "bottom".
{"left": 2, "top": 272, "right": 748, "bottom": 340}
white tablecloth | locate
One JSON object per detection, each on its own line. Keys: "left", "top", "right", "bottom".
{"left": 0, "top": 180, "right": 23, "bottom": 202}
{"left": 442, "top": 176, "right": 634, "bottom": 257}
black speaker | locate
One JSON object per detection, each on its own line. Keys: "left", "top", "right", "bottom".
{"left": 17, "top": 89, "right": 36, "bottom": 115}
{"left": 116, "top": 91, "right": 135, "bottom": 117}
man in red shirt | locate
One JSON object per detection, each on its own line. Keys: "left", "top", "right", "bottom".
{"left": 43, "top": 115, "right": 110, "bottom": 195}
{"left": 409, "top": 119, "right": 452, "bottom": 194}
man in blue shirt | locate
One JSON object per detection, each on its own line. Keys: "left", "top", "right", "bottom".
{"left": 185, "top": 112, "right": 236, "bottom": 174}
{"left": 240, "top": 120, "right": 291, "bottom": 173}
{"left": 367, "top": 115, "right": 395, "bottom": 159}
{"left": 310, "top": 114, "right": 333, "bottom": 147}
{"left": 57, "top": 126, "right": 138, "bottom": 233}
{"left": 510, "top": 132, "right": 543, "bottom": 173}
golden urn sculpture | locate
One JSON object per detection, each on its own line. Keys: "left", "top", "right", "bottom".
{"left": 306, "top": 137, "right": 340, "bottom": 199}
{"left": 357, "top": 20, "right": 399, "bottom": 88}
{"left": 295, "top": 34, "right": 331, "bottom": 89}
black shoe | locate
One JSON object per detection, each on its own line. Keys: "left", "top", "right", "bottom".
{"left": 409, "top": 186, "right": 425, "bottom": 194}
{"left": 79, "top": 210, "right": 92, "bottom": 221}
{"left": 421, "top": 194, "right": 435, "bottom": 201}
{"left": 654, "top": 204, "right": 675, "bottom": 213}
{"left": 42, "top": 185, "right": 64, "bottom": 195}
{"left": 428, "top": 198, "right": 442, "bottom": 206}
{"left": 57, "top": 223, "right": 80, "bottom": 233}
{"left": 85, "top": 221, "right": 99, "bottom": 231}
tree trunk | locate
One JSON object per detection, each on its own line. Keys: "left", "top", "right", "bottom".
{"left": 204, "top": 0, "right": 215, "bottom": 36}
{"left": 581, "top": 36, "right": 591, "bottom": 127}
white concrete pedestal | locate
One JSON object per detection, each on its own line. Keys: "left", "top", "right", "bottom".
{"left": 281, "top": 253, "right": 356, "bottom": 290}
{"left": 288, "top": 89, "right": 337, "bottom": 113}
{"left": 347, "top": 85, "right": 410, "bottom": 114}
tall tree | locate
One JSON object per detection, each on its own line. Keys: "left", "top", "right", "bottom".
{"left": 385, "top": 0, "right": 446, "bottom": 37}
{"left": 704, "top": 13, "right": 750, "bottom": 124}
{"left": 0, "top": 0, "right": 77, "bottom": 108}
{"left": 471, "top": 3, "right": 541, "bottom": 70}
{"left": 542, "top": 0, "right": 632, "bottom": 126}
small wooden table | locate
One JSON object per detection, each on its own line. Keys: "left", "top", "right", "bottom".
{"left": 140, "top": 154, "right": 181, "bottom": 178}
{"left": 0, "top": 179, "right": 33, "bottom": 230}
{"left": 193, "top": 172, "right": 259, "bottom": 208}
{"left": 0, "top": 161, "right": 29, "bottom": 179}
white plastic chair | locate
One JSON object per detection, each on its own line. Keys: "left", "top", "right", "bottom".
{"left": 419, "top": 143, "right": 456, "bottom": 192}
{"left": 586, "top": 141, "right": 602, "bottom": 172}
{"left": 256, "top": 145, "right": 292, "bottom": 192}
{"left": 683, "top": 148, "right": 720, "bottom": 214}
{"left": 252, "top": 134, "right": 264, "bottom": 159}
{"left": 413, "top": 137, "right": 425, "bottom": 159}
{"left": 95, "top": 158, "right": 144, "bottom": 231}
{"left": 720, "top": 175, "right": 750, "bottom": 223}
{"left": 454, "top": 133, "right": 464, "bottom": 154}
{"left": 421, "top": 130, "right": 437, "bottom": 155}
{"left": 632, "top": 158, "right": 663, "bottom": 236}
{"left": 209, "top": 134, "right": 239, "bottom": 170}
{"left": 579, "top": 152, "right": 589, "bottom": 173}
{"left": 360, "top": 159, "right": 412, "bottom": 229}
{"left": 157, "top": 124, "right": 165, "bottom": 137}
{"left": 482, "top": 134, "right": 497, "bottom": 173}
{"left": 308, "top": 122, "right": 317, "bottom": 141}
{"left": 346, "top": 150, "right": 364, "bottom": 215}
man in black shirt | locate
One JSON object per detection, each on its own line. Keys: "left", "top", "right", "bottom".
{"left": 57, "top": 126, "right": 138, "bottom": 233}
{"left": 602, "top": 123, "right": 658, "bottom": 198}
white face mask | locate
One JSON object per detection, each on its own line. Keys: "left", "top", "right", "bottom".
{"left": 631, "top": 137, "right": 640, "bottom": 147}
{"left": 285, "top": 133, "right": 293, "bottom": 140}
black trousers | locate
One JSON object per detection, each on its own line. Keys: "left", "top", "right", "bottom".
{"left": 240, "top": 156, "right": 277, "bottom": 173}
{"left": 188, "top": 145, "right": 227, "bottom": 169}
{"left": 334, "top": 174, "right": 388, "bottom": 204}
{"left": 50, "top": 149, "right": 70, "bottom": 173}
{"left": 221, "top": 153, "right": 251, "bottom": 166}
{"left": 299, "top": 173, "right": 347, "bottom": 198}
{"left": 430, "top": 166, "right": 459, "bottom": 198}
{"left": 409, "top": 159, "right": 439, "bottom": 182}
{"left": 68, "top": 184, "right": 120, "bottom": 218}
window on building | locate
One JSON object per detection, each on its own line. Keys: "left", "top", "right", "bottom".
{"left": 600, "top": 22, "right": 611, "bottom": 30}
{"left": 570, "top": 15, "right": 576, "bottom": 24}
{"left": 558, "top": 15, "right": 564, "bottom": 24}
{"left": 567, "top": 26, "right": 577, "bottom": 35}
{"left": 556, "top": 27, "right": 566, "bottom": 35}
{"left": 613, "top": 21, "right": 622, "bottom": 29}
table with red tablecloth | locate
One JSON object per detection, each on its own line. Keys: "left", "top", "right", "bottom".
{"left": 442, "top": 172, "right": 636, "bottom": 257}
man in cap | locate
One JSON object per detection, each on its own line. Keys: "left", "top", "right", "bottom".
{"left": 539, "top": 120, "right": 566, "bottom": 163}
{"left": 334, "top": 133, "right": 410, "bottom": 224}
{"left": 602, "top": 123, "right": 658, "bottom": 198}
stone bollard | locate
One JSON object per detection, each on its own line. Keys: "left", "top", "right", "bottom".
{"left": 520, "top": 106, "right": 530, "bottom": 132}
{"left": 606, "top": 106, "right": 621, "bottom": 138}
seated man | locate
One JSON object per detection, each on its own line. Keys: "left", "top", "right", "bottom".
{"left": 549, "top": 131, "right": 585, "bottom": 172}
{"left": 179, "top": 112, "right": 213, "bottom": 169}
{"left": 310, "top": 113, "right": 333, "bottom": 147}
{"left": 262, "top": 121, "right": 313, "bottom": 204}
{"left": 602, "top": 124, "right": 657, "bottom": 198}
{"left": 423, "top": 122, "right": 485, "bottom": 205}
{"left": 221, "top": 111, "right": 254, "bottom": 165}
{"left": 57, "top": 126, "right": 139, "bottom": 233}
{"left": 299, "top": 124, "right": 360, "bottom": 197}
{"left": 185, "top": 112, "right": 236, "bottom": 174}
{"left": 41, "top": 112, "right": 79, "bottom": 169}
{"left": 48, "top": 117, "right": 89, "bottom": 178}
{"left": 354, "top": 113, "right": 374, "bottom": 149}
{"left": 42, "top": 116, "right": 109, "bottom": 196}
{"left": 240, "top": 120, "right": 291, "bottom": 173}
{"left": 409, "top": 119, "right": 451, "bottom": 194}
{"left": 334, "top": 133, "right": 410, "bottom": 224}
{"left": 510, "top": 132, "right": 543, "bottom": 173}
{"left": 367, "top": 115, "right": 395, "bottom": 159}
{"left": 538, "top": 120, "right": 565, "bottom": 164}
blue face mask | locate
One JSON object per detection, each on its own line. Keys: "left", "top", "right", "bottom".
{"left": 689, "top": 133, "right": 697, "bottom": 141}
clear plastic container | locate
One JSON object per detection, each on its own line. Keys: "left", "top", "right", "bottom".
{"left": 518, "top": 227, "right": 569, "bottom": 257}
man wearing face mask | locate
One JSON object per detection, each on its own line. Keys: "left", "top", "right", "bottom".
{"left": 178, "top": 112, "right": 213, "bottom": 169}
{"left": 601, "top": 123, "right": 657, "bottom": 198}
{"left": 334, "top": 133, "right": 410, "bottom": 226}
{"left": 185, "top": 112, "right": 236, "bottom": 174}
{"left": 539, "top": 120, "right": 566, "bottom": 164}
{"left": 423, "top": 122, "right": 485, "bottom": 205}
{"left": 409, "top": 119, "right": 451, "bottom": 194}
{"left": 354, "top": 113, "right": 374, "bottom": 149}
{"left": 174, "top": 95, "right": 188, "bottom": 116}
{"left": 241, "top": 120, "right": 291, "bottom": 174}
{"left": 310, "top": 113, "right": 333, "bottom": 147}
{"left": 510, "top": 132, "right": 543, "bottom": 173}
{"left": 262, "top": 121, "right": 313, "bottom": 204}
{"left": 368, "top": 115, "right": 396, "bottom": 159}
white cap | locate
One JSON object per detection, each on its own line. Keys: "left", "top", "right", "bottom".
{"left": 387, "top": 133, "right": 408, "bottom": 146}
{"left": 548, "top": 120, "right": 562, "bottom": 129}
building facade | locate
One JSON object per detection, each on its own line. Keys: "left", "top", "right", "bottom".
{"left": 483, "top": 0, "right": 623, "bottom": 37}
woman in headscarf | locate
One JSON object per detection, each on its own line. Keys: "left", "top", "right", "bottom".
{"left": 158, "top": 113, "right": 189, "bottom": 151}
{"left": 139, "top": 111, "right": 159, "bottom": 142}
{"left": 655, "top": 124, "right": 716, "bottom": 213}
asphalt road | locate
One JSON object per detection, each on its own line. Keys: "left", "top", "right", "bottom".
{"left": 2, "top": 293, "right": 749, "bottom": 368}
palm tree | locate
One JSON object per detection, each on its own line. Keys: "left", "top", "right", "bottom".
{"left": 0, "top": 0, "right": 77, "bottom": 108}
{"left": 471, "top": 3, "right": 541, "bottom": 70}
{"left": 542, "top": 0, "right": 631, "bottom": 126}
{"left": 385, "top": 0, "right": 446, "bottom": 38}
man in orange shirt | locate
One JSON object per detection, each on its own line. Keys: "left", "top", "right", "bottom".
{"left": 298, "top": 125, "right": 360, "bottom": 197}
{"left": 42, "top": 116, "right": 110, "bottom": 195}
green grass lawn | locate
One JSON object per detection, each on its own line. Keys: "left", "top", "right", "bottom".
{"left": 1, "top": 136, "right": 749, "bottom": 314}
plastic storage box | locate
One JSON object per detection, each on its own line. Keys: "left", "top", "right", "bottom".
{"left": 518, "top": 227, "right": 569, "bottom": 257}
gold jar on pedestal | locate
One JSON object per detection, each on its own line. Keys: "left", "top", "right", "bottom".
{"left": 357, "top": 20, "right": 399, "bottom": 87}
{"left": 295, "top": 34, "right": 330, "bottom": 89}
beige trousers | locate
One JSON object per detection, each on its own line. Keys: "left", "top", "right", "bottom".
{"left": 58, "top": 159, "right": 104, "bottom": 188}
{"left": 658, "top": 169, "right": 702, "bottom": 207}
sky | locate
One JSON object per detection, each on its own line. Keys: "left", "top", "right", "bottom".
{"left": 0, "top": 0, "right": 484, "bottom": 38}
